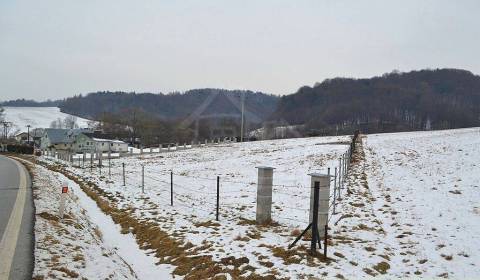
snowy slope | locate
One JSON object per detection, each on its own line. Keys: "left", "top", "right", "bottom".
{"left": 361, "top": 127, "right": 480, "bottom": 278}
{"left": 15, "top": 158, "right": 137, "bottom": 279}
{"left": 2, "top": 107, "right": 91, "bottom": 131}
{"left": 38, "top": 128, "right": 480, "bottom": 279}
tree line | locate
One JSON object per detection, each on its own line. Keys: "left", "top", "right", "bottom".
{"left": 271, "top": 68, "right": 480, "bottom": 135}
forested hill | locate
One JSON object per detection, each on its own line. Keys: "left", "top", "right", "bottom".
{"left": 0, "top": 98, "right": 61, "bottom": 107}
{"left": 59, "top": 89, "right": 279, "bottom": 122}
{"left": 271, "top": 69, "right": 480, "bottom": 134}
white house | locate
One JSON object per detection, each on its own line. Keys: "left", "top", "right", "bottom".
{"left": 91, "top": 137, "right": 128, "bottom": 153}
{"left": 41, "top": 128, "right": 128, "bottom": 153}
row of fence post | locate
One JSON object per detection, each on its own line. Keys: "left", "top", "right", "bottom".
{"left": 50, "top": 133, "right": 358, "bottom": 259}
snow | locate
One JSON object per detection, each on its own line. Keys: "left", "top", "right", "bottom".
{"left": 42, "top": 135, "right": 353, "bottom": 278}
{"left": 361, "top": 127, "right": 480, "bottom": 278}
{"left": 38, "top": 127, "right": 480, "bottom": 279}
{"left": 70, "top": 172, "right": 175, "bottom": 280}
{"left": 2, "top": 107, "right": 91, "bottom": 131}
{"left": 25, "top": 160, "right": 137, "bottom": 279}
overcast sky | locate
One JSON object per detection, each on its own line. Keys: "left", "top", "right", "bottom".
{"left": 1, "top": 0, "right": 479, "bottom": 101}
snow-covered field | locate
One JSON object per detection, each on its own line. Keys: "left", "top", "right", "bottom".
{"left": 42, "top": 135, "right": 351, "bottom": 279}
{"left": 37, "top": 127, "right": 480, "bottom": 279}
{"left": 18, "top": 159, "right": 137, "bottom": 279}
{"left": 2, "top": 107, "right": 91, "bottom": 131}
{"left": 361, "top": 128, "right": 480, "bottom": 278}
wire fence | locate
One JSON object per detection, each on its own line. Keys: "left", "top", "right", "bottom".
{"left": 44, "top": 135, "right": 358, "bottom": 231}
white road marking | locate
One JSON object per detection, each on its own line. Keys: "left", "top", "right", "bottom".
{"left": 0, "top": 158, "right": 27, "bottom": 280}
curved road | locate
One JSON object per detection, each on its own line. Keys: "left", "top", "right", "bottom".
{"left": 0, "top": 155, "right": 33, "bottom": 280}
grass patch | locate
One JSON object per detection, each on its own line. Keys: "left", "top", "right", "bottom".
{"left": 52, "top": 267, "right": 79, "bottom": 278}
{"left": 441, "top": 254, "right": 453, "bottom": 261}
{"left": 38, "top": 212, "right": 59, "bottom": 222}
{"left": 373, "top": 261, "right": 390, "bottom": 274}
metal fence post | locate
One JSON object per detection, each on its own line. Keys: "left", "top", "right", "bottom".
{"left": 333, "top": 167, "right": 337, "bottom": 214}
{"left": 324, "top": 224, "right": 328, "bottom": 258}
{"left": 122, "top": 163, "right": 125, "bottom": 186}
{"left": 216, "top": 176, "right": 220, "bottom": 221}
{"left": 338, "top": 158, "right": 342, "bottom": 197}
{"left": 141, "top": 165, "right": 145, "bottom": 193}
{"left": 170, "top": 171, "right": 173, "bottom": 206}
{"left": 311, "top": 181, "right": 320, "bottom": 254}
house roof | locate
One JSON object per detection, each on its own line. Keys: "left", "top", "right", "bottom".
{"left": 44, "top": 128, "right": 92, "bottom": 144}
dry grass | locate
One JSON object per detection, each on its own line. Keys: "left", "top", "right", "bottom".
{"left": 372, "top": 261, "right": 390, "bottom": 274}
{"left": 38, "top": 212, "right": 59, "bottom": 222}
{"left": 237, "top": 218, "right": 256, "bottom": 226}
{"left": 194, "top": 220, "right": 221, "bottom": 228}
{"left": 234, "top": 234, "right": 250, "bottom": 242}
{"left": 93, "top": 226, "right": 103, "bottom": 240}
{"left": 52, "top": 267, "right": 79, "bottom": 278}
{"left": 364, "top": 246, "right": 376, "bottom": 252}
{"left": 441, "top": 254, "right": 453, "bottom": 261}
{"left": 290, "top": 228, "right": 301, "bottom": 236}
{"left": 39, "top": 161, "right": 281, "bottom": 280}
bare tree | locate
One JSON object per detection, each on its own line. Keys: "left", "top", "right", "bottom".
{"left": 63, "top": 115, "right": 78, "bottom": 129}
{"left": 50, "top": 118, "right": 63, "bottom": 129}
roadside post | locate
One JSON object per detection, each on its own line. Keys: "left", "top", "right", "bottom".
{"left": 59, "top": 184, "right": 68, "bottom": 219}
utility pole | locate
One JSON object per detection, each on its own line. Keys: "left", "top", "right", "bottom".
{"left": 2, "top": 121, "right": 12, "bottom": 140}
{"left": 240, "top": 92, "right": 245, "bottom": 142}
{"left": 26, "top": 124, "right": 31, "bottom": 145}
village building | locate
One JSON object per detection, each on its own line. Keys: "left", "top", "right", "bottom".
{"left": 40, "top": 128, "right": 128, "bottom": 153}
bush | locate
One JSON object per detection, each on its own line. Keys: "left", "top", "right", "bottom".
{"left": 6, "top": 144, "right": 34, "bottom": 154}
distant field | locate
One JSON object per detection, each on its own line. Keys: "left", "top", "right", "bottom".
{"left": 3, "top": 106, "right": 91, "bottom": 131}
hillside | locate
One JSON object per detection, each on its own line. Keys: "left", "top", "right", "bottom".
{"left": 3, "top": 107, "right": 92, "bottom": 131}
{"left": 271, "top": 69, "right": 480, "bottom": 134}
{"left": 0, "top": 99, "right": 62, "bottom": 107}
{"left": 59, "top": 89, "right": 279, "bottom": 123}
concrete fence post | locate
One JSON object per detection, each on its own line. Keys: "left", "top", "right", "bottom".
{"left": 140, "top": 147, "right": 143, "bottom": 154}
{"left": 308, "top": 173, "right": 331, "bottom": 236}
{"left": 256, "top": 166, "right": 275, "bottom": 224}
{"left": 130, "top": 148, "right": 133, "bottom": 156}
{"left": 98, "top": 151, "right": 103, "bottom": 167}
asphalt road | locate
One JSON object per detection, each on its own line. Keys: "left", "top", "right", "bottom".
{"left": 0, "top": 155, "right": 34, "bottom": 280}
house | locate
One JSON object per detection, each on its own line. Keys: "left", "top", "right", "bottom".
{"left": 73, "top": 132, "right": 128, "bottom": 153}
{"left": 40, "top": 128, "right": 128, "bottom": 153}
{"left": 16, "top": 128, "right": 44, "bottom": 146}
{"left": 15, "top": 132, "right": 32, "bottom": 143}
{"left": 40, "top": 128, "right": 91, "bottom": 151}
